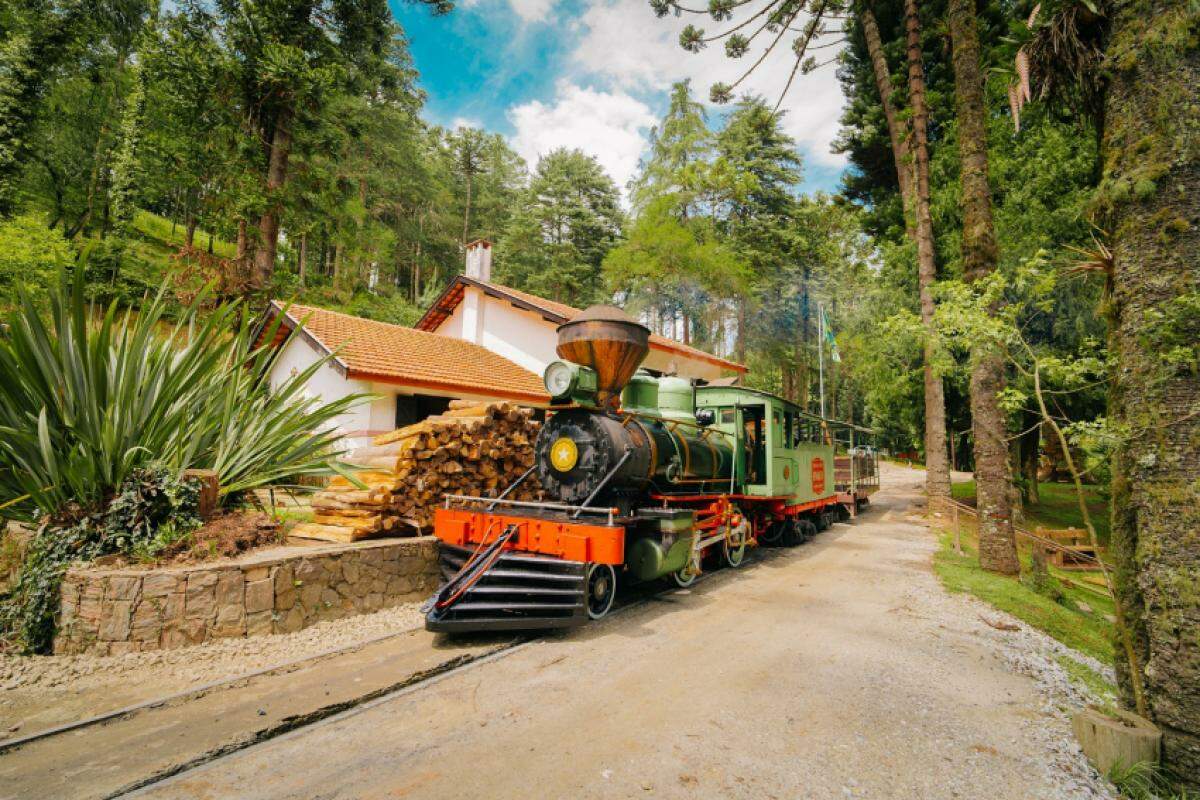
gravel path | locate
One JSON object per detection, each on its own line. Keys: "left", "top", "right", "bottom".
{"left": 0, "top": 602, "right": 424, "bottom": 734}
{"left": 139, "top": 462, "right": 1118, "bottom": 800}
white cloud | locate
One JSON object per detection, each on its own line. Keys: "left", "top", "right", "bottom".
{"left": 451, "top": 116, "right": 485, "bottom": 131}
{"left": 458, "top": 0, "right": 556, "bottom": 23}
{"left": 508, "top": 81, "right": 657, "bottom": 191}
{"left": 508, "top": 0, "right": 556, "bottom": 22}
{"left": 570, "top": 0, "right": 848, "bottom": 169}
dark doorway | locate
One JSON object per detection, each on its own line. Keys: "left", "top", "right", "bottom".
{"left": 394, "top": 394, "right": 452, "bottom": 428}
{"left": 739, "top": 405, "right": 766, "bottom": 485}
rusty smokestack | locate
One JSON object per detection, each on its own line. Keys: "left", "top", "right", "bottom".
{"left": 556, "top": 305, "right": 650, "bottom": 405}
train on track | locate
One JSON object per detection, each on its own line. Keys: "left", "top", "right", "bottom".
{"left": 424, "top": 305, "right": 878, "bottom": 633}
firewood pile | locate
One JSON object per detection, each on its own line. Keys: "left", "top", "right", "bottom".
{"left": 291, "top": 400, "right": 542, "bottom": 543}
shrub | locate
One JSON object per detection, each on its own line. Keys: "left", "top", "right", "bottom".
{"left": 0, "top": 268, "right": 366, "bottom": 524}
{"left": 0, "top": 214, "right": 74, "bottom": 304}
{"left": 0, "top": 466, "right": 203, "bottom": 652}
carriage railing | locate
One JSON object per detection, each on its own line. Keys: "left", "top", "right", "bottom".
{"left": 833, "top": 452, "right": 880, "bottom": 495}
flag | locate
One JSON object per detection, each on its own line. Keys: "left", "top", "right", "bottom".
{"left": 821, "top": 306, "right": 841, "bottom": 363}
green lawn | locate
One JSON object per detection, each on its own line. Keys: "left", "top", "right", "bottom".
{"left": 933, "top": 533, "right": 1116, "bottom": 663}
{"left": 951, "top": 478, "right": 1110, "bottom": 545}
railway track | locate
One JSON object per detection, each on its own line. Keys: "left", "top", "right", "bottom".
{"left": 0, "top": 547, "right": 794, "bottom": 800}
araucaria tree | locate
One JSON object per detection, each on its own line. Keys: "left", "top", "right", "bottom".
{"left": 655, "top": 0, "right": 954, "bottom": 501}
{"left": 946, "top": 0, "right": 1017, "bottom": 574}
{"left": 496, "top": 148, "right": 624, "bottom": 307}
{"left": 1098, "top": 0, "right": 1200, "bottom": 779}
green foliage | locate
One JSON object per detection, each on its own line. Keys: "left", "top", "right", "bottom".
{"left": 496, "top": 148, "right": 623, "bottom": 307}
{"left": 1107, "top": 760, "right": 1198, "bottom": 800}
{"left": 1, "top": 465, "right": 201, "bottom": 653}
{"left": 0, "top": 213, "right": 75, "bottom": 303}
{"left": 0, "top": 267, "right": 365, "bottom": 523}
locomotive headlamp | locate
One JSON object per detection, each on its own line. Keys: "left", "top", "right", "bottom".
{"left": 544, "top": 360, "right": 577, "bottom": 399}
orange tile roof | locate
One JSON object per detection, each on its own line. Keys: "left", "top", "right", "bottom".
{"left": 415, "top": 276, "right": 747, "bottom": 374}
{"left": 267, "top": 302, "right": 550, "bottom": 403}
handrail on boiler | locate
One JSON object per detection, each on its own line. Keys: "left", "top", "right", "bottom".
{"left": 442, "top": 494, "right": 619, "bottom": 526}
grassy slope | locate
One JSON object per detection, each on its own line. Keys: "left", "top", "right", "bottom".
{"left": 951, "top": 478, "right": 1111, "bottom": 545}
{"left": 131, "top": 210, "right": 237, "bottom": 259}
{"left": 933, "top": 533, "right": 1116, "bottom": 663}
{"left": 125, "top": 211, "right": 422, "bottom": 325}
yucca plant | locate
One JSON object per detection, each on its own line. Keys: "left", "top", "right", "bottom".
{"left": 0, "top": 268, "right": 365, "bottom": 523}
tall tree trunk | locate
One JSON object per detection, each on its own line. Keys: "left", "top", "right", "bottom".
{"left": 236, "top": 218, "right": 251, "bottom": 284}
{"left": 252, "top": 104, "right": 294, "bottom": 292}
{"left": 462, "top": 173, "right": 473, "bottom": 245}
{"left": 185, "top": 213, "right": 198, "bottom": 249}
{"left": 861, "top": 6, "right": 914, "bottom": 209}
{"left": 76, "top": 51, "right": 129, "bottom": 238}
{"left": 903, "top": 0, "right": 953, "bottom": 502}
{"left": 298, "top": 232, "right": 307, "bottom": 288}
{"left": 1105, "top": 0, "right": 1200, "bottom": 781}
{"left": 948, "top": 0, "right": 1018, "bottom": 574}
{"left": 1018, "top": 409, "right": 1040, "bottom": 505}
{"left": 736, "top": 299, "right": 747, "bottom": 364}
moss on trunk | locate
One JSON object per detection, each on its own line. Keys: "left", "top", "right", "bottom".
{"left": 1104, "top": 0, "right": 1200, "bottom": 782}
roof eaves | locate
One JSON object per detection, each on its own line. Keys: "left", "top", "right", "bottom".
{"left": 274, "top": 302, "right": 352, "bottom": 378}
{"left": 346, "top": 369, "right": 550, "bottom": 405}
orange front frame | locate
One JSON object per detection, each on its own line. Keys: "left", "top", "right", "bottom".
{"left": 433, "top": 507, "right": 625, "bottom": 565}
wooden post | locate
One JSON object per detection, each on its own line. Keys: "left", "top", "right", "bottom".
{"left": 183, "top": 469, "right": 220, "bottom": 520}
{"left": 953, "top": 502, "right": 962, "bottom": 555}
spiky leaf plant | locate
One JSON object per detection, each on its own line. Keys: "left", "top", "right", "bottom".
{"left": 0, "top": 269, "right": 365, "bottom": 524}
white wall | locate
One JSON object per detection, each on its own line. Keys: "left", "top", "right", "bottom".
{"left": 439, "top": 291, "right": 557, "bottom": 376}
{"left": 268, "top": 336, "right": 376, "bottom": 451}
{"left": 438, "top": 285, "right": 730, "bottom": 382}
{"left": 642, "top": 348, "right": 724, "bottom": 382}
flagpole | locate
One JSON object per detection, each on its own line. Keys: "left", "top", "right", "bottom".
{"left": 818, "top": 301, "right": 826, "bottom": 420}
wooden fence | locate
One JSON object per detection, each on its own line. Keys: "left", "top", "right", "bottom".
{"left": 927, "top": 494, "right": 1112, "bottom": 598}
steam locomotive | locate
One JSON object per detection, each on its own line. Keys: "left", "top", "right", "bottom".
{"left": 424, "top": 306, "right": 878, "bottom": 633}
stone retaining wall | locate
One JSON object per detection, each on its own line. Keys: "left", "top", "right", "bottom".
{"left": 53, "top": 536, "right": 440, "bottom": 656}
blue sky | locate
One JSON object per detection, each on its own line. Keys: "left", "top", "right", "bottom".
{"left": 390, "top": 0, "right": 849, "bottom": 196}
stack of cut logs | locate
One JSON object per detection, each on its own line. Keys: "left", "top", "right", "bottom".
{"left": 291, "top": 400, "right": 542, "bottom": 543}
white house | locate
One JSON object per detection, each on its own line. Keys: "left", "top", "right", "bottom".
{"left": 414, "top": 240, "right": 747, "bottom": 383}
{"left": 260, "top": 241, "right": 745, "bottom": 449}
{"left": 258, "top": 302, "right": 549, "bottom": 450}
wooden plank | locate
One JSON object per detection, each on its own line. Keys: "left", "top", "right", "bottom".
{"left": 289, "top": 523, "right": 375, "bottom": 543}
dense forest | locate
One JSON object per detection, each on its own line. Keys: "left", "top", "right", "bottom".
{"left": 0, "top": 0, "right": 1197, "bottom": 781}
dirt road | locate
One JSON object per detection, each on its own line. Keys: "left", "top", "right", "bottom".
{"left": 130, "top": 463, "right": 1109, "bottom": 800}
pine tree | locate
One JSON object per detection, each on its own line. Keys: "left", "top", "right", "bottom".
{"left": 496, "top": 148, "right": 623, "bottom": 307}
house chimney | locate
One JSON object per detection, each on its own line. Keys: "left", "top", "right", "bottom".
{"left": 465, "top": 239, "right": 492, "bottom": 281}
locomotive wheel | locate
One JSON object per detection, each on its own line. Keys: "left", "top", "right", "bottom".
{"left": 585, "top": 563, "right": 617, "bottom": 620}
{"left": 672, "top": 550, "right": 702, "bottom": 587}
{"left": 781, "top": 519, "right": 804, "bottom": 547}
{"left": 836, "top": 503, "right": 851, "bottom": 523}
{"left": 814, "top": 512, "right": 830, "bottom": 533}
{"left": 799, "top": 519, "right": 818, "bottom": 541}
{"left": 672, "top": 566, "right": 698, "bottom": 587}
{"left": 759, "top": 520, "right": 787, "bottom": 546}
{"left": 723, "top": 527, "right": 748, "bottom": 567}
